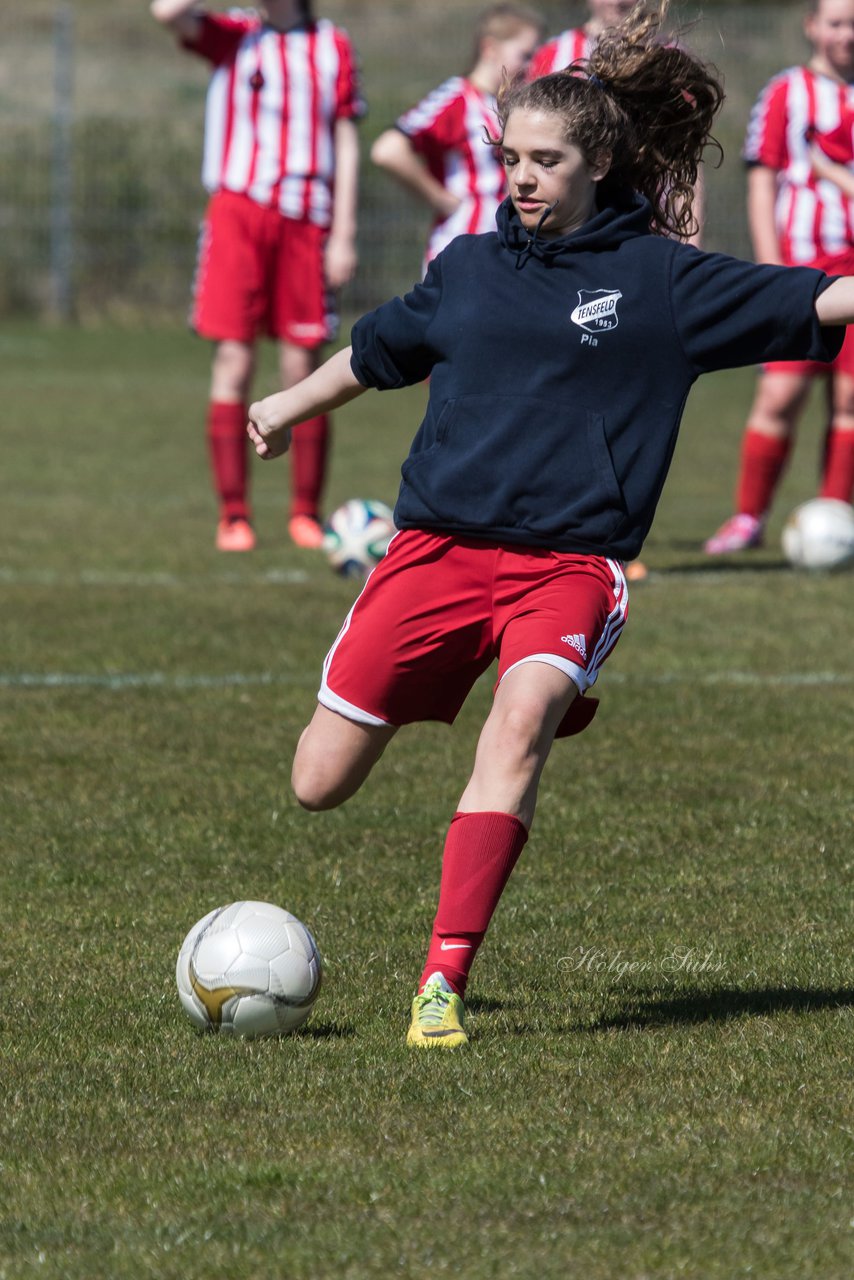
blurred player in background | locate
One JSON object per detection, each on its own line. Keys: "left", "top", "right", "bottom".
{"left": 370, "top": 4, "right": 544, "bottom": 274}
{"left": 705, "top": 0, "right": 854, "bottom": 555}
{"left": 527, "top": 0, "right": 636, "bottom": 76}
{"left": 150, "top": 0, "right": 364, "bottom": 551}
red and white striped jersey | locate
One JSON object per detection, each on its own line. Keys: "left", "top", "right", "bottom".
{"left": 744, "top": 66, "right": 854, "bottom": 264}
{"left": 396, "top": 77, "right": 506, "bottom": 261}
{"left": 528, "top": 28, "right": 591, "bottom": 79}
{"left": 184, "top": 12, "right": 364, "bottom": 227}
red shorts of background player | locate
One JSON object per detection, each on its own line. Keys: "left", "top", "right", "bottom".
{"left": 765, "top": 248, "right": 854, "bottom": 377}
{"left": 191, "top": 189, "right": 336, "bottom": 347}
{"left": 319, "top": 530, "right": 629, "bottom": 739}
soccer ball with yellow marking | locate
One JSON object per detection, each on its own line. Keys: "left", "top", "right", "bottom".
{"left": 176, "top": 901, "right": 322, "bottom": 1037}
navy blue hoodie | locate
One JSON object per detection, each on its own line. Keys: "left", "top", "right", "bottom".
{"left": 350, "top": 195, "right": 843, "bottom": 560}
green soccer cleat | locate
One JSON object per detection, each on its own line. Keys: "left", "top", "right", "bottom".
{"left": 406, "top": 972, "right": 469, "bottom": 1049}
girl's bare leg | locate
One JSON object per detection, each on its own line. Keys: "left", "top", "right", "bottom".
{"left": 457, "top": 660, "right": 579, "bottom": 829}
{"left": 292, "top": 704, "right": 398, "bottom": 811}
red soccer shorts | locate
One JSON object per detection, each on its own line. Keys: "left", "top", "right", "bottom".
{"left": 319, "top": 530, "right": 629, "bottom": 739}
{"left": 765, "top": 248, "right": 854, "bottom": 376}
{"left": 191, "top": 190, "right": 336, "bottom": 347}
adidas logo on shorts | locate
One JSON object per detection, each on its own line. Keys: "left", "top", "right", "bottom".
{"left": 561, "top": 633, "right": 587, "bottom": 661}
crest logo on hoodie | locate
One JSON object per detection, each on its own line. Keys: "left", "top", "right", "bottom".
{"left": 570, "top": 289, "right": 622, "bottom": 333}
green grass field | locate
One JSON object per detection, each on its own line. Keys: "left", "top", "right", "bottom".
{"left": 1, "top": 323, "right": 852, "bottom": 1279}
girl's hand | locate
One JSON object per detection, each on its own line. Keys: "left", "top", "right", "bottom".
{"left": 247, "top": 401, "right": 293, "bottom": 460}
{"left": 435, "top": 190, "right": 463, "bottom": 220}
{"left": 809, "top": 142, "right": 834, "bottom": 182}
{"left": 324, "top": 234, "right": 357, "bottom": 290}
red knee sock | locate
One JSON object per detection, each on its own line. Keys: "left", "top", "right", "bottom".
{"left": 289, "top": 414, "right": 330, "bottom": 519}
{"left": 820, "top": 427, "right": 854, "bottom": 503}
{"left": 736, "top": 429, "right": 792, "bottom": 518}
{"left": 207, "top": 400, "right": 248, "bottom": 521}
{"left": 419, "top": 811, "right": 529, "bottom": 997}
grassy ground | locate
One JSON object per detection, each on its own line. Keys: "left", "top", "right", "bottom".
{"left": 1, "top": 323, "right": 853, "bottom": 1279}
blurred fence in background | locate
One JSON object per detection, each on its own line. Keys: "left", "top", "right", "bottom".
{"left": 0, "top": 1, "right": 809, "bottom": 323}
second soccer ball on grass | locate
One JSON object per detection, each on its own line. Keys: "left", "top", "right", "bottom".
{"left": 781, "top": 498, "right": 854, "bottom": 570}
{"left": 322, "top": 499, "right": 396, "bottom": 578}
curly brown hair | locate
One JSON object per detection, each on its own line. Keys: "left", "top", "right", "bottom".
{"left": 494, "top": 0, "right": 724, "bottom": 238}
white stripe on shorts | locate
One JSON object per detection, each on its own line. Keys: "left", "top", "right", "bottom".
{"left": 586, "top": 558, "right": 629, "bottom": 675}
{"left": 317, "top": 683, "right": 392, "bottom": 727}
{"left": 500, "top": 651, "right": 590, "bottom": 693}
{"left": 317, "top": 532, "right": 403, "bottom": 727}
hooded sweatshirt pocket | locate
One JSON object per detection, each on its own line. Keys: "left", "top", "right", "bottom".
{"left": 398, "top": 394, "right": 627, "bottom": 546}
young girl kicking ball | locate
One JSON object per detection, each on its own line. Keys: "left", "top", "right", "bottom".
{"left": 247, "top": 1, "right": 854, "bottom": 1048}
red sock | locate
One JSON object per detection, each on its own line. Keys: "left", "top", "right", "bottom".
{"left": 820, "top": 427, "right": 854, "bottom": 502}
{"left": 289, "top": 414, "right": 330, "bottom": 519}
{"left": 207, "top": 401, "right": 248, "bottom": 521}
{"left": 736, "top": 429, "right": 792, "bottom": 518}
{"left": 419, "top": 811, "right": 529, "bottom": 997}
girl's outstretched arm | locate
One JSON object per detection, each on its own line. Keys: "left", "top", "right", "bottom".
{"left": 247, "top": 347, "right": 367, "bottom": 460}
{"left": 815, "top": 278, "right": 854, "bottom": 328}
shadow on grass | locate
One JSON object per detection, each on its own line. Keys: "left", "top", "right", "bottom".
{"left": 466, "top": 995, "right": 505, "bottom": 1014}
{"left": 652, "top": 555, "right": 792, "bottom": 575}
{"left": 298, "top": 1020, "right": 357, "bottom": 1039}
{"left": 582, "top": 986, "right": 854, "bottom": 1031}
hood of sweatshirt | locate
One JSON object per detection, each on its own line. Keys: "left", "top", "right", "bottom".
{"left": 496, "top": 191, "right": 655, "bottom": 264}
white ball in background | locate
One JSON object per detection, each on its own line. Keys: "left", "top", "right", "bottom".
{"left": 781, "top": 498, "right": 854, "bottom": 571}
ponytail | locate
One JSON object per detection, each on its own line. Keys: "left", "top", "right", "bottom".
{"left": 495, "top": 0, "right": 724, "bottom": 238}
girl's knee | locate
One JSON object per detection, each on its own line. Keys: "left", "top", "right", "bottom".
{"left": 491, "top": 696, "right": 554, "bottom": 755}
{"left": 291, "top": 714, "right": 392, "bottom": 812}
{"left": 291, "top": 745, "right": 344, "bottom": 812}
{"left": 211, "top": 341, "right": 254, "bottom": 400}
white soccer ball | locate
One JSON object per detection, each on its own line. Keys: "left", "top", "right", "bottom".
{"left": 176, "top": 900, "right": 322, "bottom": 1037}
{"left": 322, "top": 498, "right": 396, "bottom": 578}
{"left": 781, "top": 498, "right": 854, "bottom": 570}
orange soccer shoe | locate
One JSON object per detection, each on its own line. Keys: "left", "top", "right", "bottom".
{"left": 625, "top": 559, "right": 648, "bottom": 582}
{"left": 216, "top": 517, "right": 256, "bottom": 552}
{"left": 288, "top": 514, "right": 325, "bottom": 549}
